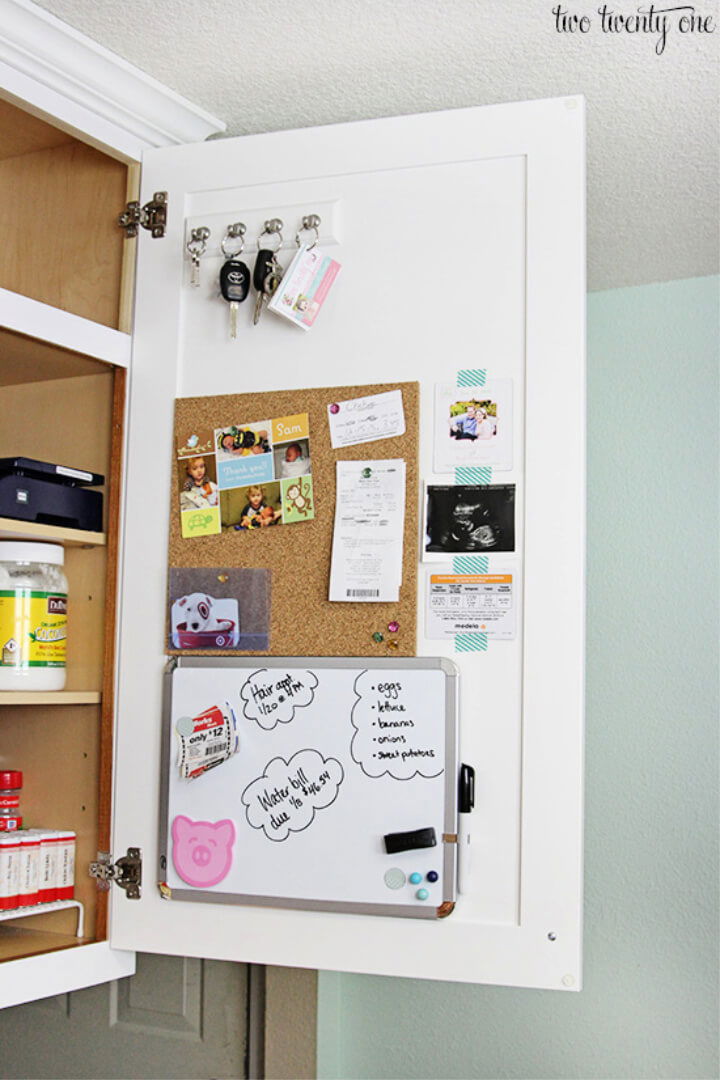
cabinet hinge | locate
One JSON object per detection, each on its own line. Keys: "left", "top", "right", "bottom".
{"left": 89, "top": 848, "right": 142, "bottom": 899}
{"left": 118, "top": 192, "right": 167, "bottom": 238}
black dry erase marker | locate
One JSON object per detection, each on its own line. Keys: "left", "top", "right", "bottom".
{"left": 458, "top": 763, "right": 475, "bottom": 893}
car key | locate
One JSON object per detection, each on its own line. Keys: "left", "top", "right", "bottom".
{"left": 253, "top": 249, "right": 277, "bottom": 325}
{"left": 252, "top": 219, "right": 284, "bottom": 325}
{"left": 261, "top": 266, "right": 283, "bottom": 315}
{"left": 219, "top": 224, "right": 250, "bottom": 339}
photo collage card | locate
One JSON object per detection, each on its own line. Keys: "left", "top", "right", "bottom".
{"left": 176, "top": 414, "right": 315, "bottom": 539}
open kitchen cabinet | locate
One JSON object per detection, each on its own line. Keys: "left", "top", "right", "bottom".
{"left": 0, "top": 0, "right": 223, "bottom": 1007}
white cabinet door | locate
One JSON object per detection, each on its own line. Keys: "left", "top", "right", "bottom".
{"left": 112, "top": 97, "right": 585, "bottom": 990}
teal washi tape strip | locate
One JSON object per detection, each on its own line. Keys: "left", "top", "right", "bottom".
{"left": 455, "top": 633, "right": 488, "bottom": 653}
{"left": 454, "top": 371, "right": 492, "bottom": 484}
{"left": 456, "top": 368, "right": 486, "bottom": 388}
{"left": 452, "top": 556, "right": 490, "bottom": 574}
{"left": 453, "top": 557, "right": 490, "bottom": 652}
{"left": 452, "top": 373, "right": 493, "bottom": 653}
{"left": 455, "top": 466, "right": 493, "bottom": 486}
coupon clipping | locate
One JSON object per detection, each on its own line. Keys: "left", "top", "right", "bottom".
{"left": 176, "top": 702, "right": 239, "bottom": 779}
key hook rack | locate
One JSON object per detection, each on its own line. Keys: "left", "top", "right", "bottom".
{"left": 296, "top": 214, "right": 321, "bottom": 250}
{"left": 186, "top": 226, "right": 210, "bottom": 257}
{"left": 257, "top": 218, "right": 284, "bottom": 253}
{"left": 221, "top": 222, "right": 246, "bottom": 258}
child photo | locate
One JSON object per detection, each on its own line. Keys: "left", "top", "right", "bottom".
{"left": 273, "top": 437, "right": 311, "bottom": 478}
{"left": 178, "top": 454, "right": 219, "bottom": 511}
{"left": 168, "top": 566, "right": 270, "bottom": 651}
{"left": 220, "top": 481, "right": 282, "bottom": 531}
{"left": 425, "top": 484, "right": 516, "bottom": 556}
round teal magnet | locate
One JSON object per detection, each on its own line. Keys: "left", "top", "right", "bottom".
{"left": 409, "top": 872, "right": 422, "bottom": 885}
{"left": 175, "top": 716, "right": 195, "bottom": 736}
{"left": 415, "top": 888, "right": 429, "bottom": 901}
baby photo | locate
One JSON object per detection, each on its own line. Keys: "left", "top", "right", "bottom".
{"left": 215, "top": 422, "right": 272, "bottom": 461}
{"left": 168, "top": 566, "right": 270, "bottom": 651}
{"left": 273, "top": 437, "right": 311, "bottom": 479}
{"left": 425, "top": 484, "right": 516, "bottom": 555}
{"left": 178, "top": 454, "right": 219, "bottom": 511}
{"left": 220, "top": 481, "right": 283, "bottom": 531}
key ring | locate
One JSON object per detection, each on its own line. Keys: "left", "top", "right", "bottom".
{"left": 186, "top": 226, "right": 210, "bottom": 260}
{"left": 295, "top": 214, "right": 321, "bottom": 250}
{"left": 257, "top": 218, "right": 284, "bottom": 254}
{"left": 221, "top": 222, "right": 246, "bottom": 259}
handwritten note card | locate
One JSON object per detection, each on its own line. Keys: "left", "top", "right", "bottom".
{"left": 327, "top": 389, "right": 405, "bottom": 449}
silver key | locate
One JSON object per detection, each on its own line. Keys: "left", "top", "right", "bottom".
{"left": 253, "top": 266, "right": 282, "bottom": 325}
{"left": 186, "top": 226, "right": 210, "bottom": 288}
{"left": 253, "top": 287, "right": 266, "bottom": 326}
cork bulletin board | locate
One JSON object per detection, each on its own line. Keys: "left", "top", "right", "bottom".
{"left": 167, "top": 381, "right": 419, "bottom": 658}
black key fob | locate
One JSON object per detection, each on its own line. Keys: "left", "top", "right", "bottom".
{"left": 220, "top": 259, "right": 250, "bottom": 303}
{"left": 253, "top": 249, "right": 276, "bottom": 291}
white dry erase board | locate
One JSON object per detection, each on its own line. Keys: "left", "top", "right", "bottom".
{"left": 159, "top": 657, "right": 459, "bottom": 918}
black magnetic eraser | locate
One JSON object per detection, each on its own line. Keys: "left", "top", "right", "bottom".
{"left": 383, "top": 827, "right": 437, "bottom": 854}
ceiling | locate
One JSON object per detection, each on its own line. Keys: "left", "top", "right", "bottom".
{"left": 36, "top": 0, "right": 719, "bottom": 292}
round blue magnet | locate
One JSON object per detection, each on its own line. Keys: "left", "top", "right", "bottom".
{"left": 415, "top": 888, "right": 429, "bottom": 901}
{"left": 426, "top": 870, "right": 439, "bottom": 883}
{"left": 409, "top": 872, "right": 422, "bottom": 885}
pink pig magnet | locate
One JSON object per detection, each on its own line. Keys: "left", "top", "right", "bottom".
{"left": 171, "top": 814, "right": 236, "bottom": 888}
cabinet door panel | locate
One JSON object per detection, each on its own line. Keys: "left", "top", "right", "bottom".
{"left": 113, "top": 98, "right": 585, "bottom": 989}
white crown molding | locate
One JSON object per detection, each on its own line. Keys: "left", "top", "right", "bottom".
{"left": 0, "top": 0, "right": 226, "bottom": 161}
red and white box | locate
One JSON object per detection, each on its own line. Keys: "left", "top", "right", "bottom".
{"left": 37, "top": 830, "right": 59, "bottom": 904}
{"left": 56, "top": 829, "right": 76, "bottom": 900}
{"left": 17, "top": 831, "right": 41, "bottom": 906}
{"left": 0, "top": 833, "right": 21, "bottom": 910}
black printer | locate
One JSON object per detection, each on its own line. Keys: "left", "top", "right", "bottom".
{"left": 0, "top": 458, "right": 104, "bottom": 532}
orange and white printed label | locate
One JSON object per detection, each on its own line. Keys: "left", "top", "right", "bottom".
{"left": 426, "top": 571, "right": 516, "bottom": 639}
{"left": 0, "top": 590, "right": 67, "bottom": 668}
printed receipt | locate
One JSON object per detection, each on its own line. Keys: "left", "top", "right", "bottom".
{"left": 329, "top": 460, "right": 406, "bottom": 602}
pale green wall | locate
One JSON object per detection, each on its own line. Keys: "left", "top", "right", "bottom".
{"left": 317, "top": 276, "right": 720, "bottom": 1080}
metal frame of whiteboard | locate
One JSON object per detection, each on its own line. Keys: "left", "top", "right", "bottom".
{"left": 159, "top": 656, "right": 459, "bottom": 919}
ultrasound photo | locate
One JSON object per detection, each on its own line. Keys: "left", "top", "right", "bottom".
{"left": 425, "top": 484, "right": 516, "bottom": 555}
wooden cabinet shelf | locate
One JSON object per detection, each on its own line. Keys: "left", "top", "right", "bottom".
{"left": 0, "top": 517, "right": 105, "bottom": 548}
{"left": 0, "top": 899, "right": 84, "bottom": 937}
{"left": 0, "top": 691, "right": 101, "bottom": 706}
{"left": 0, "top": 925, "right": 88, "bottom": 963}
{"left": 0, "top": 288, "right": 131, "bottom": 372}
